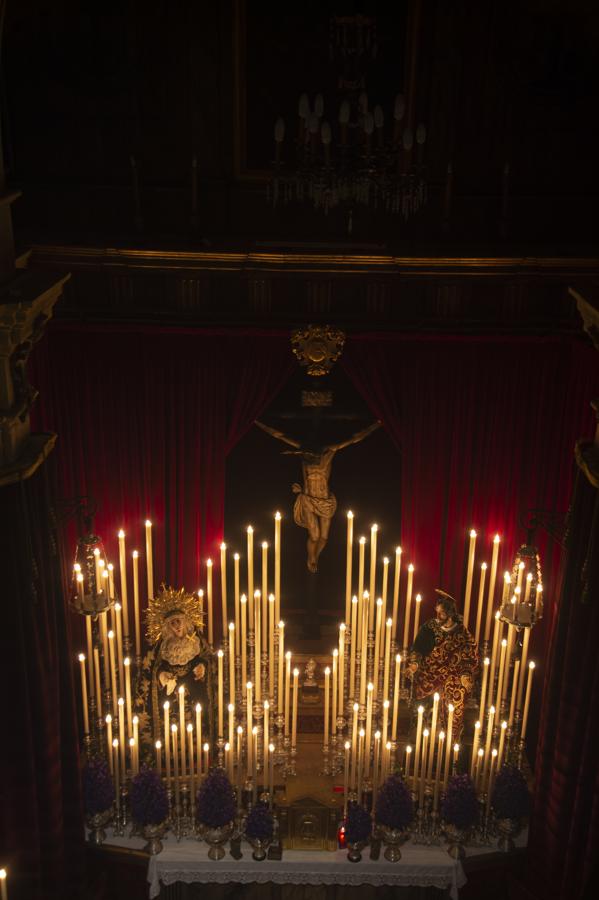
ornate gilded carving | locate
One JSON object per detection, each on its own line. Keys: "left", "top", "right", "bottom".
{"left": 291, "top": 325, "right": 345, "bottom": 377}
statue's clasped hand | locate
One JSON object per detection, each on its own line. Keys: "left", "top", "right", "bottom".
{"left": 159, "top": 671, "right": 178, "bottom": 695}
{"left": 193, "top": 663, "right": 206, "bottom": 681}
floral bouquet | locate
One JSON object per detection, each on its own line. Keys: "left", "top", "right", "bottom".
{"left": 130, "top": 766, "right": 169, "bottom": 827}
{"left": 492, "top": 765, "right": 530, "bottom": 821}
{"left": 196, "top": 768, "right": 236, "bottom": 829}
{"left": 441, "top": 774, "right": 479, "bottom": 829}
{"left": 374, "top": 773, "right": 414, "bottom": 831}
{"left": 345, "top": 802, "right": 372, "bottom": 860}
{"left": 245, "top": 802, "right": 275, "bottom": 860}
{"left": 83, "top": 755, "right": 114, "bottom": 816}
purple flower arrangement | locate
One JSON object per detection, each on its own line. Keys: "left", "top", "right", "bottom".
{"left": 345, "top": 802, "right": 372, "bottom": 844}
{"left": 441, "top": 774, "right": 479, "bottom": 829}
{"left": 83, "top": 755, "right": 114, "bottom": 816}
{"left": 245, "top": 802, "right": 275, "bottom": 842}
{"left": 130, "top": 765, "right": 169, "bottom": 826}
{"left": 374, "top": 774, "right": 414, "bottom": 831}
{"left": 492, "top": 765, "right": 530, "bottom": 820}
{"left": 196, "top": 768, "right": 237, "bottom": 828}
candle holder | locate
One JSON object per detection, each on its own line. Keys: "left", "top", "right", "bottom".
{"left": 400, "top": 648, "right": 410, "bottom": 699}
{"left": 261, "top": 651, "right": 269, "bottom": 699}
{"left": 367, "top": 629, "right": 375, "bottom": 682}
{"left": 321, "top": 744, "right": 331, "bottom": 776}
{"left": 288, "top": 746, "right": 297, "bottom": 777}
{"left": 412, "top": 804, "right": 426, "bottom": 844}
{"left": 516, "top": 737, "right": 526, "bottom": 770}
{"left": 334, "top": 715, "right": 347, "bottom": 774}
{"left": 429, "top": 808, "right": 442, "bottom": 844}
{"left": 274, "top": 713, "right": 286, "bottom": 768}
{"left": 253, "top": 702, "right": 264, "bottom": 772}
{"left": 216, "top": 736, "right": 225, "bottom": 769}
{"left": 235, "top": 655, "right": 243, "bottom": 709}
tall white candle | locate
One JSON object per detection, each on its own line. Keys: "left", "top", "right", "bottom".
{"left": 521, "top": 661, "right": 536, "bottom": 740}
{"left": 350, "top": 702, "right": 359, "bottom": 789}
{"left": 331, "top": 649, "right": 338, "bottom": 736}
{"left": 164, "top": 701, "right": 171, "bottom": 783}
{"left": 474, "top": 563, "right": 487, "bottom": 645}
{"left": 105, "top": 716, "right": 113, "bottom": 771}
{"left": 323, "top": 666, "right": 330, "bottom": 746}
{"left": 178, "top": 686, "right": 187, "bottom": 778}
{"left": 484, "top": 535, "right": 501, "bottom": 643}
{"left": 240, "top": 594, "right": 247, "bottom": 688}
{"left": 497, "top": 719, "right": 508, "bottom": 770}
{"left": 357, "top": 537, "right": 366, "bottom": 607}
{"left": 145, "top": 520, "right": 154, "bottom": 600}
{"left": 93, "top": 648, "right": 103, "bottom": 719}
{"left": 413, "top": 593, "right": 422, "bottom": 641}
{"left": 392, "top": 547, "right": 402, "bottom": 639}
{"left": 345, "top": 511, "right": 354, "bottom": 625}
{"left": 246, "top": 681, "right": 253, "bottom": 772}
{"left": 195, "top": 703, "right": 202, "bottom": 776}
{"left": 403, "top": 564, "right": 414, "bottom": 648}
{"left": 383, "top": 618, "right": 392, "bottom": 700}
{"left": 427, "top": 692, "right": 440, "bottom": 781}
{"left": 291, "top": 667, "right": 299, "bottom": 749}
{"left": 78, "top": 654, "right": 90, "bottom": 733}
{"left": 373, "top": 598, "right": 383, "bottom": 700}
{"left": 274, "top": 512, "right": 281, "bottom": 625}
{"left": 269, "top": 595, "right": 275, "bottom": 698}
{"left": 463, "top": 529, "right": 477, "bottom": 630}
{"left": 220, "top": 543, "right": 228, "bottom": 640}
{"left": 261, "top": 544, "right": 268, "bottom": 651}
{"left": 155, "top": 740, "right": 162, "bottom": 776}
{"left": 217, "top": 650, "right": 224, "bottom": 738}
{"left": 349, "top": 595, "right": 358, "bottom": 698}
{"left": 284, "top": 652, "right": 291, "bottom": 737}
{"left": 368, "top": 524, "right": 378, "bottom": 628}
{"left": 444, "top": 703, "right": 454, "bottom": 786}
{"left": 234, "top": 554, "right": 240, "bottom": 656}
{"left": 132, "top": 550, "right": 140, "bottom": 658}
{"left": 338, "top": 623, "right": 346, "bottom": 712}
{"left": 413, "top": 705, "right": 424, "bottom": 791}
{"left": 254, "top": 590, "right": 261, "bottom": 703}
{"left": 108, "top": 630, "right": 118, "bottom": 714}
{"left": 228, "top": 622, "right": 236, "bottom": 705}
{"left": 207, "top": 559, "right": 213, "bottom": 646}
{"left": 263, "top": 700, "right": 270, "bottom": 779}
{"left": 124, "top": 657, "right": 133, "bottom": 737}
{"left": 478, "top": 657, "right": 490, "bottom": 726}
{"left": 85, "top": 617, "right": 94, "bottom": 700}
{"left": 247, "top": 526, "right": 254, "bottom": 610}
{"left": 391, "top": 653, "right": 401, "bottom": 741}
{"left": 278, "top": 621, "right": 285, "bottom": 714}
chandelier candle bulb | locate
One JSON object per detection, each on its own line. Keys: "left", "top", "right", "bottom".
{"left": 108, "top": 631, "right": 118, "bottom": 715}
{"left": 516, "top": 628, "right": 531, "bottom": 712}
{"left": 124, "top": 657, "right": 132, "bottom": 737}
{"left": 93, "top": 648, "right": 102, "bottom": 719}
{"left": 178, "top": 686, "right": 187, "bottom": 777}
{"left": 521, "top": 661, "right": 536, "bottom": 740}
{"left": 228, "top": 623, "right": 236, "bottom": 704}
{"left": 391, "top": 654, "right": 401, "bottom": 741}
{"left": 413, "top": 705, "right": 424, "bottom": 792}
{"left": 274, "top": 512, "right": 281, "bottom": 625}
{"left": 427, "top": 692, "right": 440, "bottom": 781}
{"left": 78, "top": 654, "right": 89, "bottom": 733}
{"left": 261, "top": 544, "right": 268, "bottom": 652}
{"left": 444, "top": 704, "right": 454, "bottom": 786}
{"left": 254, "top": 591, "right": 262, "bottom": 702}
{"left": 132, "top": 551, "right": 140, "bottom": 658}
{"left": 163, "top": 701, "right": 171, "bottom": 783}
{"left": 373, "top": 598, "right": 383, "bottom": 699}
{"left": 118, "top": 697, "right": 126, "bottom": 774}
{"left": 478, "top": 657, "right": 490, "bottom": 726}
{"left": 358, "top": 537, "right": 366, "bottom": 611}
{"left": 509, "top": 659, "right": 520, "bottom": 727}
{"left": 413, "top": 594, "right": 422, "bottom": 641}
{"left": 383, "top": 618, "right": 392, "bottom": 700}
{"left": 351, "top": 703, "right": 359, "bottom": 789}
{"left": 474, "top": 563, "right": 488, "bottom": 645}
{"left": 246, "top": 682, "right": 253, "bottom": 770}
{"left": 195, "top": 704, "right": 202, "bottom": 776}
{"left": 247, "top": 527, "right": 254, "bottom": 614}
{"left": 291, "top": 667, "right": 299, "bottom": 750}
{"left": 419, "top": 729, "right": 429, "bottom": 808}
{"left": 323, "top": 667, "right": 330, "bottom": 746}
{"left": 217, "top": 651, "right": 224, "bottom": 738}
{"left": 470, "top": 721, "right": 481, "bottom": 778}
{"left": 220, "top": 543, "right": 228, "bottom": 640}
{"left": 338, "top": 626, "right": 346, "bottom": 712}
{"left": 284, "top": 654, "right": 291, "bottom": 737}
{"left": 484, "top": 535, "right": 501, "bottom": 642}
{"left": 171, "top": 725, "right": 180, "bottom": 809}
{"left": 332, "top": 649, "right": 338, "bottom": 736}
{"left": 403, "top": 565, "right": 414, "bottom": 648}
{"left": 349, "top": 596, "right": 358, "bottom": 697}
{"left": 206, "top": 559, "right": 214, "bottom": 646}
{"left": 269, "top": 595, "right": 275, "bottom": 698}
{"left": 345, "top": 511, "right": 353, "bottom": 626}
{"left": 234, "top": 554, "right": 240, "bottom": 656}
{"left": 392, "top": 547, "right": 402, "bottom": 638}
{"left": 497, "top": 720, "right": 508, "bottom": 770}
{"left": 463, "top": 529, "right": 477, "bottom": 630}
{"left": 278, "top": 621, "right": 285, "bottom": 714}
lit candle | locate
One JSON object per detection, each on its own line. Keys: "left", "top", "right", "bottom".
{"left": 274, "top": 512, "right": 281, "bottom": 624}
{"left": 254, "top": 590, "right": 262, "bottom": 702}
{"left": 240, "top": 594, "right": 247, "bottom": 688}
{"left": 392, "top": 547, "right": 402, "bottom": 639}
{"left": 178, "top": 686, "right": 187, "bottom": 778}
{"left": 483, "top": 705, "right": 495, "bottom": 781}
{"left": 203, "top": 742, "right": 209, "bottom": 774}
{"left": 369, "top": 524, "right": 378, "bottom": 620}
{"left": 516, "top": 628, "right": 531, "bottom": 712}
{"left": 427, "top": 692, "right": 440, "bottom": 781}
{"left": 444, "top": 703, "right": 454, "bottom": 786}
{"left": 105, "top": 715, "right": 113, "bottom": 770}
{"left": 118, "top": 697, "right": 125, "bottom": 774}
{"left": 502, "top": 624, "right": 515, "bottom": 705}
{"left": 129, "top": 735, "right": 137, "bottom": 777}
{"left": 494, "top": 639, "right": 508, "bottom": 713}
{"left": 338, "top": 624, "right": 346, "bottom": 713}
{"left": 373, "top": 598, "right": 383, "bottom": 700}
{"left": 373, "top": 732, "right": 381, "bottom": 801}
{"left": 107, "top": 563, "right": 115, "bottom": 604}
{"left": 207, "top": 559, "right": 213, "bottom": 646}
{"left": 234, "top": 553, "right": 240, "bottom": 656}
{"left": 343, "top": 740, "right": 350, "bottom": 817}
{"left": 475, "top": 747, "right": 485, "bottom": 792}
{"left": 434, "top": 732, "right": 445, "bottom": 809}
{"left": 391, "top": 653, "right": 401, "bottom": 741}
{"left": 145, "top": 520, "right": 154, "bottom": 600}
{"left": 228, "top": 623, "right": 236, "bottom": 704}
{"left": 187, "top": 723, "right": 195, "bottom": 798}
{"left": 453, "top": 743, "right": 460, "bottom": 774}
{"left": 163, "top": 701, "right": 171, "bottom": 783}
{"left": 220, "top": 543, "right": 228, "bottom": 640}
{"left": 413, "top": 593, "right": 422, "bottom": 641}
{"left": 217, "top": 650, "right": 224, "bottom": 738}
{"left": 403, "top": 563, "right": 414, "bottom": 649}
{"left": 198, "top": 590, "right": 204, "bottom": 633}
{"left": 478, "top": 657, "right": 490, "bottom": 726}
{"left": 489, "top": 610, "right": 502, "bottom": 694}
{"left": 269, "top": 595, "right": 275, "bottom": 698}
{"left": 114, "top": 601, "right": 124, "bottom": 696}
{"left": 516, "top": 561, "right": 525, "bottom": 592}
{"left": 252, "top": 727, "right": 258, "bottom": 803}
{"left": 521, "top": 661, "right": 536, "bottom": 740}
{"left": 133, "top": 715, "right": 140, "bottom": 773}
{"left": 268, "top": 742, "right": 275, "bottom": 807}
{"left": 357, "top": 728, "right": 365, "bottom": 803}
{"left": 413, "top": 705, "right": 424, "bottom": 791}
{"left": 324, "top": 666, "right": 330, "bottom": 747}
{"left": 497, "top": 720, "right": 508, "bottom": 770}
{"left": 247, "top": 526, "right": 254, "bottom": 611}
{"left": 93, "top": 647, "right": 103, "bottom": 719}
{"left": 419, "top": 729, "right": 429, "bottom": 807}
{"left": 278, "top": 621, "right": 285, "bottom": 714}
{"left": 93, "top": 548, "right": 101, "bottom": 597}
{"left": 350, "top": 702, "right": 359, "bottom": 789}
{"left": 0, "top": 868, "right": 7, "bottom": 900}
{"left": 195, "top": 704, "right": 202, "bottom": 776}
{"left": 246, "top": 682, "right": 253, "bottom": 772}
{"left": 381, "top": 699, "right": 390, "bottom": 755}
{"left": 508, "top": 659, "right": 520, "bottom": 728}
{"left": 85, "top": 617, "right": 94, "bottom": 700}
{"left": 486, "top": 748, "right": 498, "bottom": 816}
{"left": 345, "top": 511, "right": 354, "bottom": 625}
{"left": 76, "top": 570, "right": 85, "bottom": 607}
{"left": 405, "top": 745, "right": 412, "bottom": 780}
{"left": 349, "top": 596, "right": 358, "bottom": 698}
{"left": 484, "top": 535, "right": 501, "bottom": 643}
{"left": 108, "top": 630, "right": 118, "bottom": 714}
{"left": 228, "top": 703, "right": 235, "bottom": 757}
{"left": 284, "top": 652, "right": 291, "bottom": 737}
{"left": 263, "top": 700, "right": 270, "bottom": 779}
{"left": 155, "top": 739, "right": 162, "bottom": 776}
{"left": 113, "top": 739, "right": 120, "bottom": 812}
{"left": 261, "top": 544, "right": 268, "bottom": 651}
{"left": 383, "top": 617, "right": 392, "bottom": 701}
{"left": 171, "top": 724, "right": 180, "bottom": 809}
{"left": 78, "top": 653, "right": 90, "bottom": 733}
{"left": 523, "top": 571, "right": 533, "bottom": 608}
{"left": 470, "top": 721, "right": 481, "bottom": 777}
{"left": 365, "top": 682, "right": 374, "bottom": 776}
{"left": 474, "top": 563, "right": 488, "bottom": 645}
{"left": 132, "top": 550, "right": 140, "bottom": 658}
{"left": 357, "top": 537, "right": 366, "bottom": 608}
{"left": 124, "top": 657, "right": 132, "bottom": 737}
{"left": 331, "top": 648, "right": 338, "bottom": 738}
{"left": 463, "top": 529, "right": 477, "bottom": 630}
{"left": 236, "top": 726, "right": 243, "bottom": 802}
{"left": 291, "top": 667, "right": 299, "bottom": 749}
{"left": 359, "top": 591, "right": 369, "bottom": 706}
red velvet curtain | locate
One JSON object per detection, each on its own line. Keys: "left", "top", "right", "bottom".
{"left": 527, "top": 454, "right": 599, "bottom": 900}
{"left": 342, "top": 334, "right": 599, "bottom": 646}
{"left": 30, "top": 324, "right": 294, "bottom": 601}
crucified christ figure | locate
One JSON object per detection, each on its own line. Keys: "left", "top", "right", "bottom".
{"left": 255, "top": 419, "right": 381, "bottom": 573}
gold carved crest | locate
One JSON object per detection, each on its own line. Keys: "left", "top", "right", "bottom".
{"left": 291, "top": 325, "right": 345, "bottom": 377}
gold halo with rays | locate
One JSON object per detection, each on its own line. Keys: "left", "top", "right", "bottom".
{"left": 145, "top": 584, "right": 204, "bottom": 645}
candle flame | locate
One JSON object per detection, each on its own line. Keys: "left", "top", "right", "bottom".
{"left": 434, "top": 692, "right": 440, "bottom": 701}
{"left": 383, "top": 556, "right": 389, "bottom": 564}
{"left": 240, "top": 594, "right": 246, "bottom": 603}
{"left": 279, "top": 620, "right": 284, "bottom": 628}
{"left": 408, "top": 563, "right": 414, "bottom": 572}
{"left": 124, "top": 657, "right": 130, "bottom": 666}
{"left": 383, "top": 699, "right": 390, "bottom": 708}
{"left": 527, "top": 572, "right": 533, "bottom": 581}
{"left": 489, "top": 705, "right": 495, "bottom": 714}
{"left": 519, "top": 561, "right": 525, "bottom": 570}
{"left": 482, "top": 562, "right": 487, "bottom": 569}
{"left": 269, "top": 594, "right": 275, "bottom": 602}
{"left": 415, "top": 594, "right": 421, "bottom": 602}
{"left": 246, "top": 681, "right": 253, "bottom": 689}
{"left": 118, "top": 529, "right": 125, "bottom": 538}
{"left": 418, "top": 705, "right": 424, "bottom": 714}
{"left": 439, "top": 731, "right": 445, "bottom": 739}
{"left": 406, "top": 745, "right": 412, "bottom": 753}
{"left": 359, "top": 536, "right": 366, "bottom": 544}
{"left": 106, "top": 715, "right": 112, "bottom": 723}
{"left": 286, "top": 651, "right": 291, "bottom": 660}
{"left": 262, "top": 541, "right": 268, "bottom": 549}
{"left": 386, "top": 617, "right": 392, "bottom": 627}
{"left": 501, "top": 638, "right": 507, "bottom": 646}
{"left": 396, "top": 653, "right": 401, "bottom": 662}
{"left": 220, "top": 542, "right": 226, "bottom": 550}
{"left": 376, "top": 597, "right": 383, "bottom": 606}
{"left": 275, "top": 511, "right": 281, "bottom": 520}
{"left": 0, "top": 869, "right": 7, "bottom": 879}
{"left": 475, "top": 721, "right": 480, "bottom": 730}
{"left": 264, "top": 699, "right": 269, "bottom": 710}
{"left": 374, "top": 730, "right": 381, "bottom": 739}
{"left": 454, "top": 744, "right": 460, "bottom": 753}
{"left": 78, "top": 653, "right": 85, "bottom": 662}
{"left": 234, "top": 553, "right": 239, "bottom": 560}
{"left": 76, "top": 573, "right": 83, "bottom": 583}
{"left": 484, "top": 658, "right": 490, "bottom": 666}
{"left": 198, "top": 589, "right": 204, "bottom": 597}
{"left": 196, "top": 703, "right": 202, "bottom": 712}
{"left": 423, "top": 728, "right": 429, "bottom": 737}
{"left": 118, "top": 697, "right": 124, "bottom": 707}
{"left": 247, "top": 525, "right": 253, "bottom": 534}
{"left": 132, "top": 550, "right": 139, "bottom": 559}
{"left": 108, "top": 630, "right": 114, "bottom": 639}
{"left": 529, "top": 661, "right": 536, "bottom": 669}
{"left": 367, "top": 682, "right": 373, "bottom": 692}
{"left": 359, "top": 728, "right": 365, "bottom": 737}
{"left": 129, "top": 738, "right": 135, "bottom": 747}
{"left": 470, "top": 529, "right": 477, "bottom": 538}
{"left": 93, "top": 548, "right": 100, "bottom": 557}
{"left": 448, "top": 703, "right": 454, "bottom": 712}
{"left": 492, "top": 748, "right": 498, "bottom": 756}
{"left": 113, "top": 738, "right": 118, "bottom": 748}
{"left": 203, "top": 742, "right": 209, "bottom": 751}
{"left": 74, "top": 562, "right": 81, "bottom": 572}
{"left": 372, "top": 523, "right": 378, "bottom": 532}
{"left": 156, "top": 740, "right": 161, "bottom": 749}
{"left": 228, "top": 703, "right": 234, "bottom": 712}
{"left": 340, "top": 622, "right": 346, "bottom": 631}
{"left": 207, "top": 558, "right": 213, "bottom": 567}
{"left": 254, "top": 589, "right": 261, "bottom": 598}
{"left": 504, "top": 572, "right": 511, "bottom": 582}
{"left": 478, "top": 748, "right": 484, "bottom": 757}
{"left": 352, "top": 596, "right": 358, "bottom": 604}
{"left": 217, "top": 649, "right": 224, "bottom": 658}
{"left": 293, "top": 667, "right": 299, "bottom": 676}
{"left": 229, "top": 622, "right": 235, "bottom": 631}
{"left": 494, "top": 534, "right": 501, "bottom": 543}
{"left": 145, "top": 520, "right": 152, "bottom": 527}
{"left": 108, "top": 563, "right": 114, "bottom": 571}
{"left": 237, "top": 726, "right": 243, "bottom": 734}
{"left": 345, "top": 741, "right": 351, "bottom": 749}
{"left": 502, "top": 720, "right": 508, "bottom": 729}
{"left": 178, "top": 685, "right": 185, "bottom": 695}
{"left": 187, "top": 723, "right": 193, "bottom": 733}
{"left": 171, "top": 723, "right": 177, "bottom": 733}
{"left": 163, "top": 701, "right": 169, "bottom": 710}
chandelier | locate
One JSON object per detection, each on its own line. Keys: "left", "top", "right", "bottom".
{"left": 70, "top": 502, "right": 115, "bottom": 616}
{"left": 269, "top": 14, "right": 428, "bottom": 225}
{"left": 499, "top": 528, "right": 544, "bottom": 631}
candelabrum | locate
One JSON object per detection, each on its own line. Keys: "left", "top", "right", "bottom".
{"left": 321, "top": 743, "right": 331, "bottom": 776}
{"left": 274, "top": 713, "right": 287, "bottom": 768}
{"left": 287, "top": 745, "right": 297, "bottom": 777}
{"left": 334, "top": 716, "right": 346, "bottom": 775}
